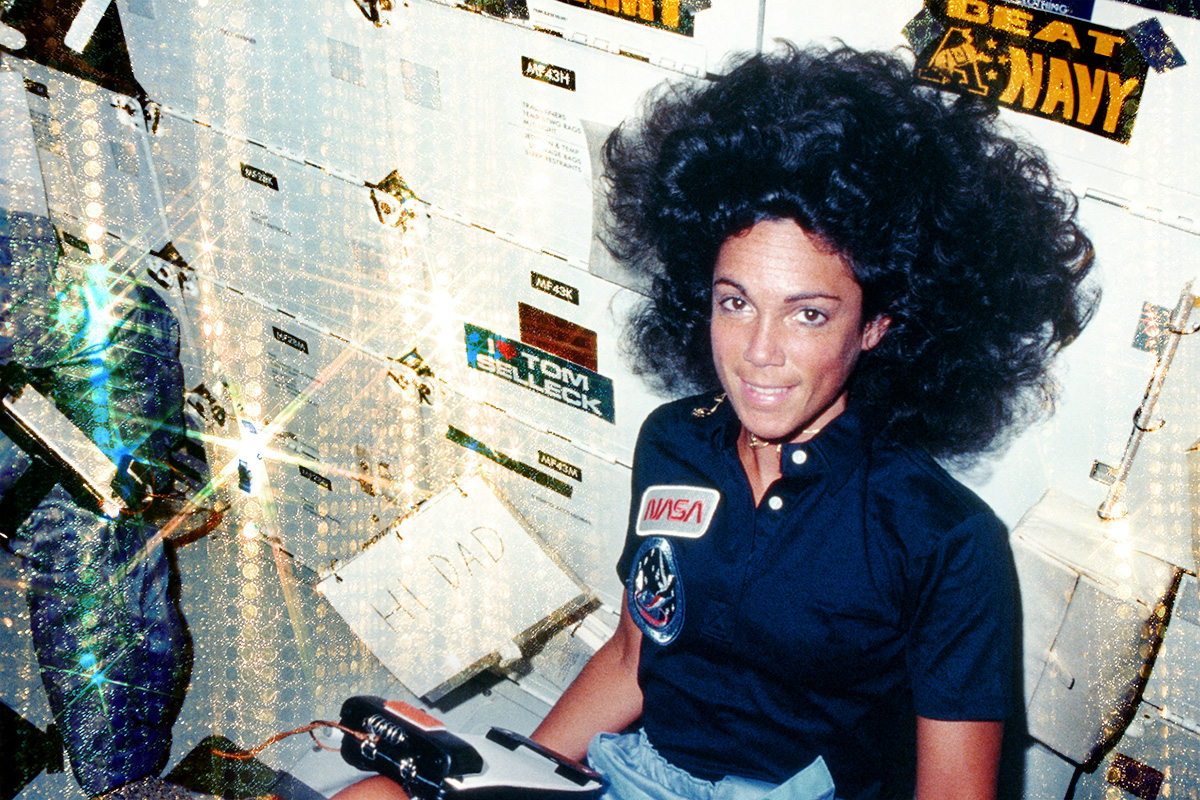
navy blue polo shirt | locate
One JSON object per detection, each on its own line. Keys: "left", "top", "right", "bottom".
{"left": 616, "top": 395, "right": 1016, "bottom": 800}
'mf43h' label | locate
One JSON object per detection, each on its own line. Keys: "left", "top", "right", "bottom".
{"left": 915, "top": 0, "right": 1147, "bottom": 142}
{"left": 522, "top": 57, "right": 576, "bottom": 91}
{"left": 464, "top": 323, "right": 615, "bottom": 423}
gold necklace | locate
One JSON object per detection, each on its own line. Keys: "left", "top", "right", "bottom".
{"left": 746, "top": 432, "right": 778, "bottom": 449}
{"left": 746, "top": 429, "right": 822, "bottom": 449}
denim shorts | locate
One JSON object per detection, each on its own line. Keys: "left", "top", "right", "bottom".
{"left": 587, "top": 731, "right": 839, "bottom": 800}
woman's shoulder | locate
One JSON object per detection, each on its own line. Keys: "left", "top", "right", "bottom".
{"left": 866, "top": 439, "right": 1003, "bottom": 543}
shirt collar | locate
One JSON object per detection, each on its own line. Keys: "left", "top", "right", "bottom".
{"left": 691, "top": 392, "right": 871, "bottom": 494}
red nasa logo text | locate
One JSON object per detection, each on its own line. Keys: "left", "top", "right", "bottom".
{"left": 636, "top": 485, "right": 719, "bottom": 539}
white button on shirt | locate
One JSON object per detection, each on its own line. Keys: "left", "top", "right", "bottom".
{"left": 791, "top": 449, "right": 808, "bottom": 466}
{"left": 767, "top": 495, "right": 783, "bottom": 511}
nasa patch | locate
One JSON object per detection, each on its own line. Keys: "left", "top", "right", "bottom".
{"left": 627, "top": 536, "right": 684, "bottom": 645}
{"left": 635, "top": 485, "right": 719, "bottom": 539}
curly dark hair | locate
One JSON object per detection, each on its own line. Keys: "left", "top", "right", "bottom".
{"left": 609, "top": 42, "right": 1097, "bottom": 460}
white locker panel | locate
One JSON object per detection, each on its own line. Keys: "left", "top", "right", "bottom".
{"left": 991, "top": 2, "right": 1200, "bottom": 229}
{"left": 117, "top": 0, "right": 399, "bottom": 180}
{"left": 959, "top": 198, "right": 1200, "bottom": 565}
{"left": 1010, "top": 491, "right": 1181, "bottom": 766}
{"left": 1, "top": 56, "right": 169, "bottom": 252}
{"left": 187, "top": 281, "right": 435, "bottom": 570}
{"left": 142, "top": 253, "right": 208, "bottom": 394}
{"left": 430, "top": 385, "right": 632, "bottom": 607}
{"left": 379, "top": 0, "right": 681, "bottom": 266}
{"left": 420, "top": 213, "right": 662, "bottom": 464}
{"left": 0, "top": 66, "right": 48, "bottom": 217}
{"left": 149, "top": 110, "right": 433, "bottom": 350}
{"left": 1020, "top": 741, "right": 1080, "bottom": 800}
{"left": 1144, "top": 575, "right": 1200, "bottom": 744}
{"left": 761, "top": 0, "right": 923, "bottom": 54}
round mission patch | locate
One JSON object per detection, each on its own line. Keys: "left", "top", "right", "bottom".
{"left": 627, "top": 536, "right": 685, "bottom": 645}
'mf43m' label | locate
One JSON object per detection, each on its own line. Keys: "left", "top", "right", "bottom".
{"left": 522, "top": 57, "right": 576, "bottom": 91}
{"left": 914, "top": 0, "right": 1148, "bottom": 142}
{"left": 539, "top": 450, "right": 583, "bottom": 482}
{"left": 636, "top": 485, "right": 719, "bottom": 538}
{"left": 464, "top": 323, "right": 614, "bottom": 423}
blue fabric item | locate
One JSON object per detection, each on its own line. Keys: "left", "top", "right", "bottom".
{"left": 8, "top": 483, "right": 190, "bottom": 796}
{"left": 616, "top": 395, "right": 1016, "bottom": 800}
{"left": 587, "top": 731, "right": 837, "bottom": 800}
{"left": 2, "top": 210, "right": 190, "bottom": 796}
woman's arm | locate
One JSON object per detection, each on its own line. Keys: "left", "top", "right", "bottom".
{"left": 531, "top": 595, "right": 644, "bottom": 761}
{"left": 914, "top": 717, "right": 1003, "bottom": 800}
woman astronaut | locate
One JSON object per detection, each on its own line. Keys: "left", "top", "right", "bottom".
{"left": 339, "top": 42, "right": 1097, "bottom": 800}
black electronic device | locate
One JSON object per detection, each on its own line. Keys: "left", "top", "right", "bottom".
{"left": 338, "top": 695, "right": 604, "bottom": 800}
{"left": 0, "top": 365, "right": 132, "bottom": 536}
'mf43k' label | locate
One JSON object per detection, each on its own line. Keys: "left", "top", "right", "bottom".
{"left": 522, "top": 57, "right": 576, "bottom": 91}
{"left": 464, "top": 323, "right": 615, "bottom": 423}
{"left": 636, "top": 485, "right": 720, "bottom": 538}
{"left": 554, "top": 0, "right": 695, "bottom": 36}
{"left": 531, "top": 271, "right": 580, "bottom": 305}
{"left": 915, "top": 0, "right": 1147, "bottom": 142}
{"left": 240, "top": 163, "right": 279, "bottom": 190}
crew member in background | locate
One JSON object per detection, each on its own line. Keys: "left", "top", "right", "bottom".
{"left": 336, "top": 42, "right": 1097, "bottom": 800}
{"left": 1, "top": 205, "right": 192, "bottom": 796}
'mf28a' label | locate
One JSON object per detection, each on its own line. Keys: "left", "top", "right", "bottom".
{"left": 464, "top": 323, "right": 615, "bottom": 423}
{"left": 636, "top": 485, "right": 720, "bottom": 538}
{"left": 273, "top": 326, "right": 309, "bottom": 354}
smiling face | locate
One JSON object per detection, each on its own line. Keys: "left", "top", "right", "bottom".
{"left": 710, "top": 219, "right": 888, "bottom": 443}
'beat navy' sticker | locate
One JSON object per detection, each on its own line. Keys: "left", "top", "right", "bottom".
{"left": 628, "top": 536, "right": 685, "bottom": 645}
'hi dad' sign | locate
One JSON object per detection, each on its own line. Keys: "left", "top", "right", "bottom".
{"left": 319, "top": 474, "right": 584, "bottom": 697}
